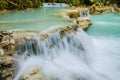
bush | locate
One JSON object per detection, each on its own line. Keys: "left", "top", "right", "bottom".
{"left": 0, "top": 0, "right": 42, "bottom": 11}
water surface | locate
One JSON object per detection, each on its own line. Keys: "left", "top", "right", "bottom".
{"left": 0, "top": 7, "right": 70, "bottom": 30}
{"left": 87, "top": 12, "right": 120, "bottom": 37}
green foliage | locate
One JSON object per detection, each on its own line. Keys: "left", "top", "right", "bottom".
{"left": 89, "top": 0, "right": 119, "bottom": 6}
{"left": 115, "top": 0, "right": 120, "bottom": 7}
{"left": 0, "top": 0, "right": 120, "bottom": 11}
{"left": 0, "top": 0, "right": 42, "bottom": 11}
{"left": 90, "top": 0, "right": 94, "bottom": 3}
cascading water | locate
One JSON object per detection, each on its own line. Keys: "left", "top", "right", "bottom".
{"left": 14, "top": 28, "right": 120, "bottom": 80}
{"left": 79, "top": 9, "right": 90, "bottom": 17}
{"left": 111, "top": 7, "right": 115, "bottom": 12}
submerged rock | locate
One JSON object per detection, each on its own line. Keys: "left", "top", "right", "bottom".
{"left": 76, "top": 17, "right": 92, "bottom": 30}
{"left": 19, "top": 67, "right": 42, "bottom": 80}
{"left": 19, "top": 67, "right": 57, "bottom": 80}
{"left": 60, "top": 10, "right": 79, "bottom": 19}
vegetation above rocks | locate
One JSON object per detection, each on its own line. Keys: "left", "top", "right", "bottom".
{"left": 41, "top": 0, "right": 120, "bottom": 7}
{"left": 0, "top": 0, "right": 120, "bottom": 11}
{"left": 0, "top": 0, "right": 42, "bottom": 11}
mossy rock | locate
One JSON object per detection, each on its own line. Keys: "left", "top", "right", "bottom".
{"left": 67, "top": 11, "right": 79, "bottom": 18}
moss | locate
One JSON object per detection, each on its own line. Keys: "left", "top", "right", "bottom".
{"left": 67, "top": 12, "right": 79, "bottom": 18}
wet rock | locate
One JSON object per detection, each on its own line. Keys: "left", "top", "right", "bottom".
{"left": 58, "top": 8, "right": 92, "bottom": 31}
{"left": 10, "top": 39, "right": 15, "bottom": 45}
{"left": 1, "top": 69, "right": 13, "bottom": 78}
{"left": 90, "top": 4, "right": 97, "bottom": 14}
{"left": 1, "top": 56, "right": 15, "bottom": 66}
{"left": 90, "top": 6, "right": 116, "bottom": 14}
{"left": 5, "top": 76, "right": 13, "bottom": 80}
{"left": 44, "top": 77, "right": 56, "bottom": 80}
{"left": 0, "top": 31, "right": 16, "bottom": 80}
{"left": 20, "top": 67, "right": 42, "bottom": 80}
{"left": 113, "top": 4, "right": 120, "bottom": 12}
{"left": 0, "top": 49, "right": 4, "bottom": 56}
{"left": 76, "top": 17, "right": 92, "bottom": 30}
{"left": 19, "top": 67, "right": 57, "bottom": 80}
{"left": 60, "top": 30, "right": 66, "bottom": 38}
{"left": 49, "top": 44, "right": 54, "bottom": 49}
{"left": 67, "top": 11, "right": 80, "bottom": 18}
{"left": 60, "top": 10, "right": 79, "bottom": 18}
{"left": 40, "top": 34, "right": 48, "bottom": 41}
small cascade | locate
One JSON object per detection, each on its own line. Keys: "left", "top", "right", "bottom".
{"left": 14, "top": 28, "right": 93, "bottom": 80}
{"left": 79, "top": 11, "right": 83, "bottom": 17}
{"left": 104, "top": 7, "right": 115, "bottom": 13}
{"left": 111, "top": 7, "right": 115, "bottom": 12}
{"left": 43, "top": 3, "right": 69, "bottom": 7}
{"left": 86, "top": 9, "right": 90, "bottom": 17}
{"left": 79, "top": 9, "right": 90, "bottom": 17}
{"left": 14, "top": 28, "right": 120, "bottom": 80}
{"left": 15, "top": 28, "right": 92, "bottom": 63}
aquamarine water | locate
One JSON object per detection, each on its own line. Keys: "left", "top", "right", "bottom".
{"left": 0, "top": 7, "right": 70, "bottom": 31}
{"left": 87, "top": 12, "right": 120, "bottom": 37}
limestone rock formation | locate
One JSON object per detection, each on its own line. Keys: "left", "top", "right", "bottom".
{"left": 59, "top": 9, "right": 79, "bottom": 19}
{"left": 113, "top": 4, "right": 120, "bottom": 12}
{"left": 19, "top": 67, "right": 42, "bottom": 80}
{"left": 19, "top": 67, "right": 58, "bottom": 80}
{"left": 0, "top": 31, "right": 16, "bottom": 80}
{"left": 76, "top": 17, "right": 92, "bottom": 30}
{"left": 90, "top": 5, "right": 116, "bottom": 14}
{"left": 59, "top": 8, "right": 92, "bottom": 31}
{"left": 90, "top": 4, "right": 97, "bottom": 14}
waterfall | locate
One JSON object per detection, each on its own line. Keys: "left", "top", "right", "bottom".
{"left": 86, "top": 9, "right": 90, "bottom": 17}
{"left": 14, "top": 28, "right": 120, "bottom": 80}
{"left": 79, "top": 11, "right": 83, "bottom": 17}
{"left": 111, "top": 7, "right": 115, "bottom": 12}
{"left": 79, "top": 9, "right": 90, "bottom": 17}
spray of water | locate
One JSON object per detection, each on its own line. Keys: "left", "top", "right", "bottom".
{"left": 14, "top": 28, "right": 120, "bottom": 80}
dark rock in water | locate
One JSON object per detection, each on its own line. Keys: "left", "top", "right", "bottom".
{"left": 19, "top": 67, "right": 42, "bottom": 80}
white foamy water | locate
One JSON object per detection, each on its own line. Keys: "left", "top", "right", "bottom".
{"left": 79, "top": 9, "right": 90, "bottom": 18}
{"left": 95, "top": 22, "right": 120, "bottom": 25}
{"left": 43, "top": 3, "right": 69, "bottom": 7}
{"left": 14, "top": 28, "right": 120, "bottom": 80}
